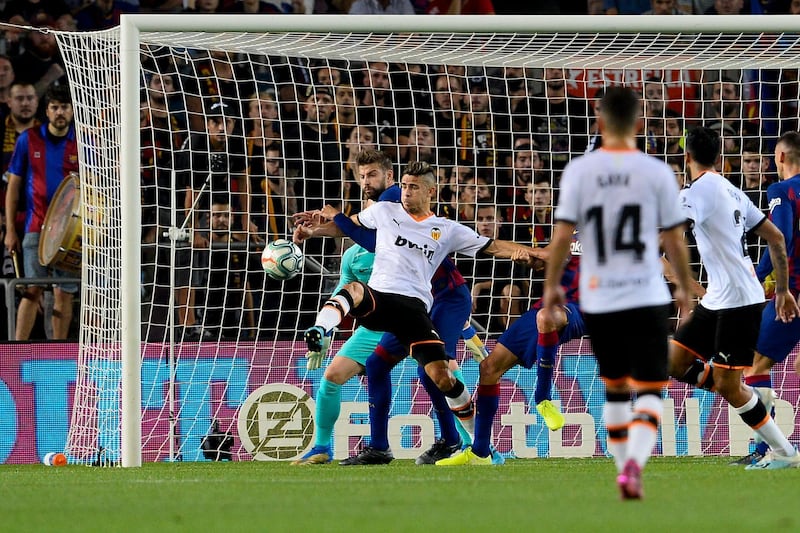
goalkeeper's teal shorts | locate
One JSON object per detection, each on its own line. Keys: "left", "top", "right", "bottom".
{"left": 337, "top": 325, "right": 384, "bottom": 366}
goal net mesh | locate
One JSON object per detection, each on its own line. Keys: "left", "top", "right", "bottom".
{"left": 54, "top": 23, "right": 800, "bottom": 463}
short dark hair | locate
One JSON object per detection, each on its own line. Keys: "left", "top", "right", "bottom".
{"left": 599, "top": 87, "right": 639, "bottom": 135}
{"left": 777, "top": 131, "right": 800, "bottom": 167}
{"left": 685, "top": 127, "right": 721, "bottom": 167}
{"left": 402, "top": 160, "right": 436, "bottom": 187}
{"left": 265, "top": 141, "right": 282, "bottom": 154}
{"left": 45, "top": 84, "right": 71, "bottom": 106}
{"left": 355, "top": 149, "right": 392, "bottom": 173}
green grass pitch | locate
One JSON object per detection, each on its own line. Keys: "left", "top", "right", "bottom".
{"left": 2, "top": 457, "right": 798, "bottom": 532}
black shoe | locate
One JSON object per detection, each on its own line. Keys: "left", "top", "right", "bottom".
{"left": 304, "top": 326, "right": 325, "bottom": 352}
{"left": 339, "top": 446, "right": 394, "bottom": 466}
{"left": 728, "top": 450, "right": 765, "bottom": 466}
{"left": 415, "top": 438, "right": 462, "bottom": 465}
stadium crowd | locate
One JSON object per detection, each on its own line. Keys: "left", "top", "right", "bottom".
{"left": 0, "top": 0, "right": 798, "bottom": 342}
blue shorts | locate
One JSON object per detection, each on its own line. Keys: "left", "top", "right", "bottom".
{"left": 378, "top": 283, "right": 472, "bottom": 360}
{"left": 22, "top": 232, "right": 79, "bottom": 294}
{"left": 337, "top": 325, "right": 384, "bottom": 367}
{"left": 497, "top": 302, "right": 585, "bottom": 369}
{"left": 756, "top": 300, "right": 800, "bottom": 364}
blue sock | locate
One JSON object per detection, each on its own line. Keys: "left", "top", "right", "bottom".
{"left": 473, "top": 384, "right": 499, "bottom": 458}
{"left": 417, "top": 365, "right": 462, "bottom": 446}
{"left": 534, "top": 331, "right": 559, "bottom": 405}
{"left": 451, "top": 367, "right": 472, "bottom": 446}
{"left": 314, "top": 378, "right": 341, "bottom": 448}
{"left": 365, "top": 351, "right": 396, "bottom": 451}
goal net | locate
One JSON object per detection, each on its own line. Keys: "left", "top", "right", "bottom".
{"left": 53, "top": 15, "right": 800, "bottom": 466}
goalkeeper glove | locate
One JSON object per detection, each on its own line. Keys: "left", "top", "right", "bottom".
{"left": 464, "top": 335, "right": 489, "bottom": 363}
{"left": 306, "top": 333, "right": 332, "bottom": 370}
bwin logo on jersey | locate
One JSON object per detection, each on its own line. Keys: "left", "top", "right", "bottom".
{"left": 431, "top": 227, "right": 442, "bottom": 241}
{"left": 395, "top": 235, "right": 435, "bottom": 262}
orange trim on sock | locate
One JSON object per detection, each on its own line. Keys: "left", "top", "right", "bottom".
{"left": 630, "top": 419, "right": 659, "bottom": 431}
{"left": 711, "top": 362, "right": 749, "bottom": 371}
{"left": 602, "top": 376, "right": 629, "bottom": 388}
{"left": 753, "top": 414, "right": 771, "bottom": 430}
{"left": 410, "top": 339, "right": 445, "bottom": 349}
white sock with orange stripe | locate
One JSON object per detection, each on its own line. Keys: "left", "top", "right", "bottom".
{"left": 603, "top": 400, "right": 631, "bottom": 473}
{"left": 627, "top": 393, "right": 663, "bottom": 468}
{"left": 444, "top": 379, "right": 475, "bottom": 435}
{"left": 315, "top": 294, "right": 351, "bottom": 333}
{"left": 738, "top": 388, "right": 795, "bottom": 457}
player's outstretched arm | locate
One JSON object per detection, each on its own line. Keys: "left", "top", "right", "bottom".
{"left": 482, "top": 239, "right": 545, "bottom": 266}
{"left": 755, "top": 218, "right": 800, "bottom": 322}
{"left": 292, "top": 209, "right": 347, "bottom": 244}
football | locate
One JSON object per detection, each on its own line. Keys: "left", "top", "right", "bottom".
{"left": 261, "top": 239, "right": 304, "bottom": 281}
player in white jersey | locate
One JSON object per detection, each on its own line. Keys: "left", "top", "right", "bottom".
{"left": 295, "top": 161, "right": 539, "bottom": 435}
{"left": 669, "top": 126, "right": 800, "bottom": 470}
{"left": 542, "top": 87, "right": 694, "bottom": 500}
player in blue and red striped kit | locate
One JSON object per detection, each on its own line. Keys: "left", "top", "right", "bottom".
{"left": 437, "top": 234, "right": 585, "bottom": 466}
{"left": 729, "top": 131, "right": 800, "bottom": 466}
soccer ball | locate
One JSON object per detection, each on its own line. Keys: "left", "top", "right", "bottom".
{"left": 261, "top": 239, "right": 304, "bottom": 281}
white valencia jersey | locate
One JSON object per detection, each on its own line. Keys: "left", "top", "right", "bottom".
{"left": 357, "top": 202, "right": 490, "bottom": 310}
{"left": 555, "top": 148, "right": 684, "bottom": 313}
{"left": 679, "top": 171, "right": 766, "bottom": 310}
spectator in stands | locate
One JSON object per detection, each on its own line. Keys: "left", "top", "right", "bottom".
{"left": 227, "top": 0, "right": 284, "bottom": 12}
{"left": 341, "top": 125, "right": 376, "bottom": 216}
{"left": 438, "top": 160, "right": 472, "bottom": 206}
{"left": 642, "top": 0, "right": 685, "bottom": 13}
{"left": 451, "top": 174, "right": 491, "bottom": 224}
{"left": 431, "top": 73, "right": 464, "bottom": 166}
{"left": 457, "top": 74, "right": 501, "bottom": 169}
{"left": 183, "top": 0, "right": 224, "bottom": 12}
{"left": 704, "top": 0, "right": 748, "bottom": 13}
{"left": 703, "top": 78, "right": 743, "bottom": 135}
{"left": 2, "top": 0, "right": 72, "bottom": 28}
{"left": 602, "top": 0, "right": 650, "bottom": 13}
{"left": 181, "top": 50, "right": 257, "bottom": 132}
{"left": 333, "top": 83, "right": 357, "bottom": 142}
{"left": 11, "top": 14, "right": 68, "bottom": 102}
{"left": 245, "top": 89, "right": 282, "bottom": 146}
{"left": 4, "top": 84, "right": 78, "bottom": 341}
{"left": 530, "top": 67, "right": 588, "bottom": 175}
{"left": 348, "top": 0, "right": 415, "bottom": 13}
{"left": 457, "top": 202, "right": 524, "bottom": 331}
{"left": 401, "top": 123, "right": 436, "bottom": 164}
{"left": 586, "top": 87, "right": 604, "bottom": 153}
{"left": 740, "top": 139, "right": 771, "bottom": 261}
{"left": 501, "top": 140, "right": 544, "bottom": 211}
{"left": 424, "top": 0, "right": 495, "bottom": 14}
{"left": 284, "top": 84, "right": 340, "bottom": 210}
{"left": 356, "top": 61, "right": 413, "bottom": 158}
{"left": 316, "top": 66, "right": 343, "bottom": 87}
{"left": 791, "top": 0, "right": 800, "bottom": 14}
{"left": 664, "top": 109, "right": 684, "bottom": 156}
{"left": 0, "top": 80, "right": 39, "bottom": 326}
{"left": 74, "top": 0, "right": 139, "bottom": 30}
{"left": 0, "top": 56, "right": 15, "bottom": 114}
{"left": 174, "top": 98, "right": 249, "bottom": 339}
{"left": 194, "top": 195, "right": 255, "bottom": 340}
{"left": 514, "top": 176, "right": 553, "bottom": 246}
{"left": 643, "top": 76, "right": 666, "bottom": 154}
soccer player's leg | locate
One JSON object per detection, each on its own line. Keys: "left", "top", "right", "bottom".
{"left": 338, "top": 338, "right": 401, "bottom": 466}
{"left": 708, "top": 303, "right": 800, "bottom": 469}
{"left": 415, "top": 365, "right": 463, "bottom": 464}
{"left": 293, "top": 326, "right": 382, "bottom": 465}
{"left": 669, "top": 304, "right": 716, "bottom": 391}
{"left": 533, "top": 303, "right": 577, "bottom": 431}
{"left": 437, "top": 310, "right": 532, "bottom": 466}
{"left": 304, "top": 282, "right": 364, "bottom": 351}
{"left": 735, "top": 304, "right": 800, "bottom": 465}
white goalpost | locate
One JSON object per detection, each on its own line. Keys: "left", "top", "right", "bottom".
{"left": 51, "top": 14, "right": 800, "bottom": 467}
